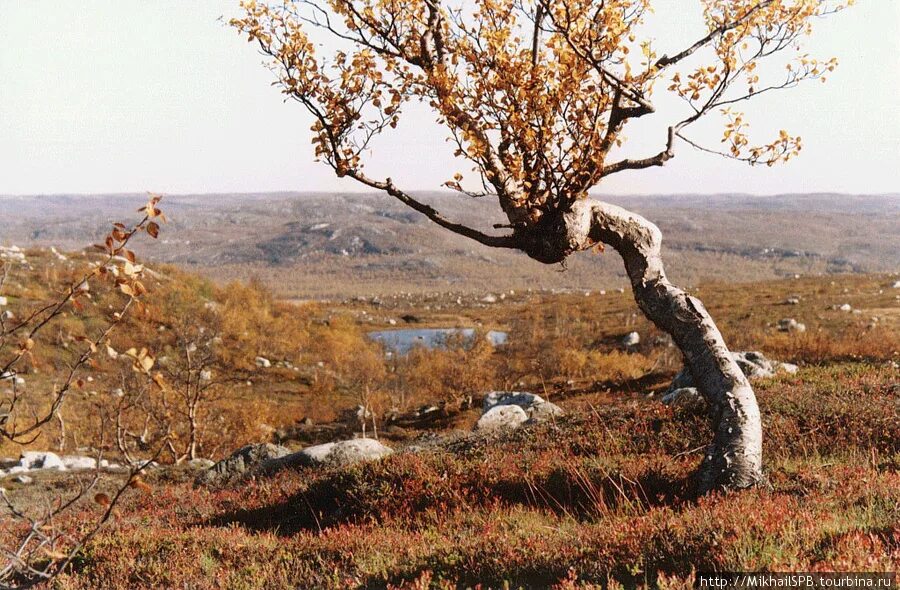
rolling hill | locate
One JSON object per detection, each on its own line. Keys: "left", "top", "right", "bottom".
{"left": 1, "top": 191, "right": 897, "bottom": 297}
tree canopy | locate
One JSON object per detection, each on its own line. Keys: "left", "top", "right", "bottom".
{"left": 232, "top": 0, "right": 849, "bottom": 250}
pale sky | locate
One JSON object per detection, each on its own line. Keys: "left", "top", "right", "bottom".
{"left": 0, "top": 1, "right": 897, "bottom": 196}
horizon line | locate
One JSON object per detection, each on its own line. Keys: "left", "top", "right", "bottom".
{"left": 1, "top": 190, "right": 898, "bottom": 199}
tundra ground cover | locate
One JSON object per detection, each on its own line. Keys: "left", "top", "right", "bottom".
{"left": 40, "top": 362, "right": 900, "bottom": 589}
{"left": 1, "top": 248, "right": 897, "bottom": 587}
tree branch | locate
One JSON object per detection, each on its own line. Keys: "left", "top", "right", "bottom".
{"left": 602, "top": 127, "right": 676, "bottom": 177}
{"left": 652, "top": 1, "right": 774, "bottom": 71}
{"left": 343, "top": 169, "right": 518, "bottom": 249}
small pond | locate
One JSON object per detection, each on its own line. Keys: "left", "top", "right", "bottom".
{"left": 367, "top": 328, "right": 508, "bottom": 355}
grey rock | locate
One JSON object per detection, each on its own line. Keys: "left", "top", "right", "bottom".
{"left": 475, "top": 405, "right": 528, "bottom": 432}
{"left": 12, "top": 475, "right": 32, "bottom": 484}
{"left": 661, "top": 387, "right": 704, "bottom": 408}
{"left": 195, "top": 443, "right": 290, "bottom": 486}
{"left": 483, "top": 391, "right": 542, "bottom": 412}
{"left": 327, "top": 439, "right": 393, "bottom": 466}
{"left": 778, "top": 318, "right": 806, "bottom": 333}
{"left": 732, "top": 351, "right": 777, "bottom": 379}
{"left": 526, "top": 401, "right": 564, "bottom": 423}
{"left": 187, "top": 458, "right": 215, "bottom": 469}
{"left": 665, "top": 351, "right": 799, "bottom": 397}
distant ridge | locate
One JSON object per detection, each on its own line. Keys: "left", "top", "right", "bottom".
{"left": 1, "top": 192, "right": 897, "bottom": 297}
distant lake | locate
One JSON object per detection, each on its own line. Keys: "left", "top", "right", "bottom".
{"left": 368, "top": 328, "right": 508, "bottom": 355}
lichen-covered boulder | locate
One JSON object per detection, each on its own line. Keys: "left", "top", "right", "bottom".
{"left": 286, "top": 438, "right": 394, "bottom": 468}
{"left": 662, "top": 351, "right": 798, "bottom": 405}
{"left": 195, "top": 443, "right": 290, "bottom": 486}
{"left": 482, "top": 391, "right": 563, "bottom": 424}
{"left": 474, "top": 404, "right": 529, "bottom": 432}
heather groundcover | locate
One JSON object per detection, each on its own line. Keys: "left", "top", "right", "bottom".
{"left": 30, "top": 363, "right": 897, "bottom": 589}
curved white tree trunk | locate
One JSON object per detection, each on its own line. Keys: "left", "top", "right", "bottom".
{"left": 561, "top": 199, "right": 763, "bottom": 491}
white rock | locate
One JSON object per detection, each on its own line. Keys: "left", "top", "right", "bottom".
{"left": 892, "top": 281, "right": 900, "bottom": 289}
{"left": 12, "top": 474, "right": 33, "bottom": 484}
{"left": 622, "top": 331, "right": 640, "bottom": 347}
{"left": 255, "top": 356, "right": 272, "bottom": 368}
{"left": 475, "top": 405, "right": 528, "bottom": 431}
{"left": 839, "top": 303, "right": 852, "bottom": 312}
{"left": 61, "top": 456, "right": 97, "bottom": 470}
{"left": 481, "top": 294, "right": 497, "bottom": 304}
{"left": 0, "top": 296, "right": 7, "bottom": 306}
{"left": 20, "top": 451, "right": 66, "bottom": 471}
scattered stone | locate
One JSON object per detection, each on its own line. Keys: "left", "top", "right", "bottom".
{"left": 621, "top": 331, "right": 640, "bottom": 347}
{"left": 661, "top": 387, "right": 704, "bottom": 409}
{"left": 475, "top": 405, "right": 528, "bottom": 432}
{"left": 481, "top": 294, "right": 497, "bottom": 304}
{"left": 838, "top": 303, "right": 852, "bottom": 312}
{"left": 255, "top": 356, "right": 272, "bottom": 368}
{"left": 784, "top": 297, "right": 800, "bottom": 305}
{"left": 195, "top": 443, "right": 290, "bottom": 486}
{"left": 664, "top": 351, "right": 798, "bottom": 396}
{"left": 732, "top": 351, "right": 798, "bottom": 378}
{"left": 777, "top": 318, "right": 806, "bottom": 333}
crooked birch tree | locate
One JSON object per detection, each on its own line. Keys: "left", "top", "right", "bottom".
{"left": 232, "top": 0, "right": 851, "bottom": 491}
